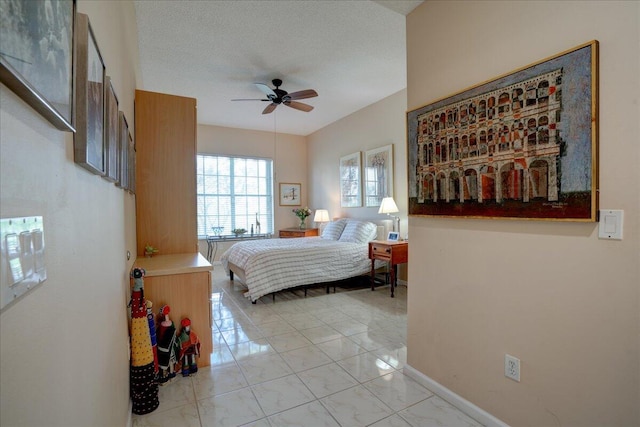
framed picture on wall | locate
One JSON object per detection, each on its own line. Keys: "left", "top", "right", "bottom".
{"left": 407, "top": 40, "right": 599, "bottom": 221}
{"left": 279, "top": 183, "right": 301, "bottom": 206}
{"left": 116, "top": 111, "right": 129, "bottom": 190}
{"left": 103, "top": 76, "right": 119, "bottom": 183}
{"left": 340, "top": 152, "right": 362, "bottom": 207}
{"left": 73, "top": 13, "right": 106, "bottom": 175}
{"left": 0, "top": 0, "right": 76, "bottom": 132}
{"left": 364, "top": 144, "right": 394, "bottom": 207}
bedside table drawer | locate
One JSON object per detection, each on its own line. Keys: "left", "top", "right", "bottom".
{"left": 370, "top": 243, "right": 392, "bottom": 260}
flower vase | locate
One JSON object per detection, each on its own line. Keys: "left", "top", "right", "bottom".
{"left": 299, "top": 218, "right": 306, "bottom": 229}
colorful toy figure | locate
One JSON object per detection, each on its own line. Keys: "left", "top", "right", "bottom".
{"left": 155, "top": 305, "right": 180, "bottom": 384}
{"left": 146, "top": 300, "right": 159, "bottom": 375}
{"left": 129, "top": 267, "right": 159, "bottom": 414}
{"left": 178, "top": 318, "right": 200, "bottom": 376}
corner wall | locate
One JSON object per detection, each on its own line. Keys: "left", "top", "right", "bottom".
{"left": 0, "top": 1, "right": 139, "bottom": 425}
{"left": 406, "top": 1, "right": 639, "bottom": 426}
{"left": 307, "top": 90, "right": 408, "bottom": 233}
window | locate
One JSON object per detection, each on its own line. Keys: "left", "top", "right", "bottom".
{"left": 196, "top": 154, "right": 273, "bottom": 237}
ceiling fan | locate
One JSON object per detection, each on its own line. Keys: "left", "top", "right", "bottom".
{"left": 232, "top": 79, "right": 318, "bottom": 114}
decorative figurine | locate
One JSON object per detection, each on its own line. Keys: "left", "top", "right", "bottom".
{"left": 178, "top": 318, "right": 200, "bottom": 377}
{"left": 129, "top": 267, "right": 159, "bottom": 414}
{"left": 156, "top": 305, "right": 180, "bottom": 384}
{"left": 255, "top": 213, "right": 261, "bottom": 235}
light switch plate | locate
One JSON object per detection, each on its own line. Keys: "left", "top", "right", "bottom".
{"left": 598, "top": 210, "right": 623, "bottom": 240}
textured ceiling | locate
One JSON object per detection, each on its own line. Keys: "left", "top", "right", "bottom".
{"left": 133, "top": 0, "right": 423, "bottom": 136}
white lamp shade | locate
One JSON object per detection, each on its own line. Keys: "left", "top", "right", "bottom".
{"left": 378, "top": 197, "right": 399, "bottom": 214}
{"left": 313, "top": 209, "right": 330, "bottom": 222}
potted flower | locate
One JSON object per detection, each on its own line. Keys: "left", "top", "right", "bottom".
{"left": 292, "top": 207, "right": 312, "bottom": 229}
{"left": 144, "top": 244, "right": 159, "bottom": 258}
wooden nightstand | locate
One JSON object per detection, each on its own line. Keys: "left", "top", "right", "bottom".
{"left": 279, "top": 228, "right": 319, "bottom": 238}
{"left": 368, "top": 240, "right": 408, "bottom": 297}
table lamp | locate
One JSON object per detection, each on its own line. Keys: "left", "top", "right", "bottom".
{"left": 378, "top": 197, "right": 400, "bottom": 238}
{"left": 313, "top": 209, "right": 330, "bottom": 233}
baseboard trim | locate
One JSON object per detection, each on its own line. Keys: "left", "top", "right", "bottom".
{"left": 403, "top": 365, "right": 510, "bottom": 427}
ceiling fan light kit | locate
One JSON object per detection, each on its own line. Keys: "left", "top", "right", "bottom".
{"left": 232, "top": 79, "right": 318, "bottom": 114}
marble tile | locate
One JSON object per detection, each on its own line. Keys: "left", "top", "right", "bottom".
{"left": 244, "top": 308, "right": 282, "bottom": 324}
{"left": 326, "top": 319, "right": 369, "bottom": 336}
{"left": 296, "top": 362, "right": 359, "bottom": 398}
{"left": 398, "top": 396, "right": 484, "bottom": 427}
{"left": 208, "top": 342, "right": 237, "bottom": 367}
{"left": 348, "top": 330, "right": 393, "bottom": 351}
{"left": 369, "top": 414, "right": 413, "bottom": 427}
{"left": 132, "top": 402, "right": 200, "bottom": 427}
{"left": 267, "top": 401, "right": 340, "bottom": 427}
{"left": 336, "top": 352, "right": 395, "bottom": 383}
{"left": 198, "top": 387, "right": 265, "bottom": 427}
{"left": 251, "top": 374, "right": 315, "bottom": 416}
{"left": 266, "top": 331, "right": 313, "bottom": 353}
{"left": 193, "top": 364, "right": 248, "bottom": 399}
{"left": 280, "top": 344, "right": 333, "bottom": 372}
{"left": 237, "top": 352, "right": 294, "bottom": 385}
{"left": 216, "top": 315, "right": 253, "bottom": 332}
{"left": 239, "top": 418, "right": 272, "bottom": 427}
{"left": 279, "top": 313, "right": 326, "bottom": 330}
{"left": 299, "top": 325, "right": 343, "bottom": 344}
{"left": 320, "top": 385, "right": 393, "bottom": 427}
{"left": 221, "top": 324, "right": 264, "bottom": 346}
{"left": 363, "top": 372, "right": 434, "bottom": 412}
{"left": 257, "top": 319, "right": 297, "bottom": 337}
{"left": 372, "top": 345, "right": 407, "bottom": 370}
{"left": 155, "top": 375, "right": 195, "bottom": 413}
{"left": 228, "top": 338, "right": 275, "bottom": 360}
{"left": 315, "top": 336, "right": 367, "bottom": 361}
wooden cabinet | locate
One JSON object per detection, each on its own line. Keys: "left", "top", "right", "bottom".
{"left": 135, "top": 90, "right": 198, "bottom": 255}
{"left": 134, "top": 254, "right": 213, "bottom": 367}
{"left": 279, "top": 228, "right": 319, "bottom": 238}
{"left": 368, "top": 240, "right": 408, "bottom": 298}
{"left": 134, "top": 91, "right": 213, "bottom": 366}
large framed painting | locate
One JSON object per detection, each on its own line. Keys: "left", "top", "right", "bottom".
{"left": 407, "top": 40, "right": 598, "bottom": 221}
{"left": 364, "top": 144, "right": 393, "bottom": 207}
{"left": 340, "top": 152, "right": 362, "bottom": 207}
{"left": 0, "top": 0, "right": 75, "bottom": 131}
{"left": 73, "top": 13, "right": 106, "bottom": 175}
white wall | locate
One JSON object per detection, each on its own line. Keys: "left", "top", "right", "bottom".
{"left": 0, "top": 1, "right": 139, "bottom": 426}
{"left": 406, "top": 1, "right": 639, "bottom": 426}
{"left": 307, "top": 90, "right": 408, "bottom": 232}
{"left": 197, "top": 124, "right": 308, "bottom": 260}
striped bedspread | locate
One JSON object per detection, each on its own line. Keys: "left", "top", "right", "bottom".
{"left": 220, "top": 237, "right": 375, "bottom": 302}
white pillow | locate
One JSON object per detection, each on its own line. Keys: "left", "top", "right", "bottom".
{"left": 338, "top": 220, "right": 377, "bottom": 243}
{"left": 321, "top": 219, "right": 347, "bottom": 240}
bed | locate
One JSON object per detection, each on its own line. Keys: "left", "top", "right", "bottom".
{"left": 220, "top": 219, "right": 386, "bottom": 302}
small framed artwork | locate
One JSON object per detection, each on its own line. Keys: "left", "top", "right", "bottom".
{"left": 279, "top": 183, "right": 301, "bottom": 206}
{"left": 340, "top": 152, "right": 362, "bottom": 207}
{"left": 127, "top": 131, "right": 136, "bottom": 194}
{"left": 387, "top": 231, "right": 399, "bottom": 241}
{"left": 73, "top": 13, "right": 106, "bottom": 175}
{"left": 0, "top": 0, "right": 75, "bottom": 132}
{"left": 364, "top": 144, "right": 394, "bottom": 207}
{"left": 407, "top": 40, "right": 598, "bottom": 221}
{"left": 116, "top": 111, "right": 129, "bottom": 190}
{"left": 103, "top": 76, "right": 119, "bottom": 182}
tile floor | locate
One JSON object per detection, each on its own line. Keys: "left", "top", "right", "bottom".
{"left": 133, "top": 268, "right": 483, "bottom": 427}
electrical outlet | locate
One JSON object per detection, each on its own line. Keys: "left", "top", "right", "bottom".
{"left": 505, "top": 354, "right": 520, "bottom": 382}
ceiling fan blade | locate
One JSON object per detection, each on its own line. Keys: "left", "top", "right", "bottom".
{"left": 285, "top": 89, "right": 318, "bottom": 101}
{"left": 262, "top": 103, "right": 277, "bottom": 114}
{"left": 255, "top": 83, "right": 276, "bottom": 97}
{"left": 284, "top": 100, "right": 314, "bottom": 112}
{"left": 231, "top": 98, "right": 271, "bottom": 101}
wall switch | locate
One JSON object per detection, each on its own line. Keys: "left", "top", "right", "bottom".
{"left": 598, "top": 210, "right": 623, "bottom": 240}
{"left": 505, "top": 354, "right": 520, "bottom": 382}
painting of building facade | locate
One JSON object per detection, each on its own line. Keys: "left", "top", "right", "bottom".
{"left": 407, "top": 41, "right": 598, "bottom": 221}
